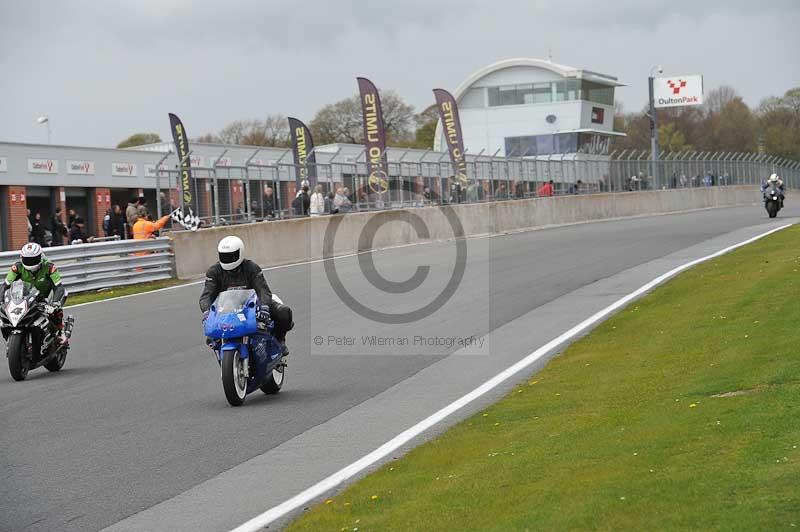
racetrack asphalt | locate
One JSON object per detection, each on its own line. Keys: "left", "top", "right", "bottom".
{"left": 1, "top": 203, "right": 797, "bottom": 532}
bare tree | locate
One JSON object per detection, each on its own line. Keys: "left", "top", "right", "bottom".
{"left": 704, "top": 86, "right": 739, "bottom": 115}
{"left": 213, "top": 115, "right": 290, "bottom": 147}
{"left": 309, "top": 90, "right": 416, "bottom": 145}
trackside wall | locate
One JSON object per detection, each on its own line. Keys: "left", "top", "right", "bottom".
{"left": 171, "top": 186, "right": 761, "bottom": 279}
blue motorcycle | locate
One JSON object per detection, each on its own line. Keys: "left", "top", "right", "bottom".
{"left": 204, "top": 289, "right": 286, "bottom": 406}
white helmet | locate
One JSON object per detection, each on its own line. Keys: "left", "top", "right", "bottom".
{"left": 20, "top": 242, "right": 43, "bottom": 271}
{"left": 218, "top": 236, "right": 244, "bottom": 271}
{"left": 769, "top": 173, "right": 780, "bottom": 183}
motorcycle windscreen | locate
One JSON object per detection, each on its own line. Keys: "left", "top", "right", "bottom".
{"left": 214, "top": 289, "right": 256, "bottom": 314}
{"left": 205, "top": 289, "right": 259, "bottom": 339}
{"left": 8, "top": 280, "right": 38, "bottom": 304}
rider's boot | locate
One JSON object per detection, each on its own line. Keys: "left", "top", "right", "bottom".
{"left": 276, "top": 335, "right": 289, "bottom": 358}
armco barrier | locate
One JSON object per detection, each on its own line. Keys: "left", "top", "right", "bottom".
{"left": 0, "top": 238, "right": 174, "bottom": 293}
{"left": 171, "top": 186, "right": 762, "bottom": 279}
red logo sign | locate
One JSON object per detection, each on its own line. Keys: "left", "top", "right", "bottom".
{"left": 667, "top": 79, "right": 687, "bottom": 95}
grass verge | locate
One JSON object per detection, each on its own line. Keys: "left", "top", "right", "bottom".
{"left": 65, "top": 278, "right": 186, "bottom": 306}
{"left": 288, "top": 226, "right": 800, "bottom": 532}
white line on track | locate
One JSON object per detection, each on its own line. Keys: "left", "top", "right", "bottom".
{"left": 230, "top": 223, "right": 793, "bottom": 532}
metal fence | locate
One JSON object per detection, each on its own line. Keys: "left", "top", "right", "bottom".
{"left": 154, "top": 150, "right": 799, "bottom": 226}
{"left": 0, "top": 238, "right": 174, "bottom": 294}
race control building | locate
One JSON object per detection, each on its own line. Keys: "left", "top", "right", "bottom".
{"left": 434, "top": 58, "right": 625, "bottom": 158}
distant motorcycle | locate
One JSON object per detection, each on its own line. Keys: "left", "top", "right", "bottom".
{"left": 763, "top": 184, "right": 783, "bottom": 218}
{"left": 204, "top": 289, "right": 286, "bottom": 406}
{"left": 1, "top": 280, "right": 74, "bottom": 381}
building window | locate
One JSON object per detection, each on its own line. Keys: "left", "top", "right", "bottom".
{"left": 487, "top": 80, "right": 613, "bottom": 107}
{"left": 505, "top": 133, "right": 580, "bottom": 157}
{"left": 578, "top": 133, "right": 611, "bottom": 155}
{"left": 583, "top": 81, "right": 614, "bottom": 105}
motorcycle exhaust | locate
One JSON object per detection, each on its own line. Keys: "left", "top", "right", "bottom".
{"left": 64, "top": 315, "right": 75, "bottom": 339}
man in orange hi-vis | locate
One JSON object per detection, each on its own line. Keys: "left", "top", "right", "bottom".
{"left": 132, "top": 214, "right": 171, "bottom": 241}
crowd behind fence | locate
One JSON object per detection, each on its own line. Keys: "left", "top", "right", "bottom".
{"left": 153, "top": 150, "right": 799, "bottom": 227}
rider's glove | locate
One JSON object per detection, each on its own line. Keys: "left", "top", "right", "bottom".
{"left": 256, "top": 305, "right": 271, "bottom": 329}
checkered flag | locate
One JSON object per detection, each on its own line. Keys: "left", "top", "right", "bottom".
{"left": 171, "top": 207, "right": 200, "bottom": 231}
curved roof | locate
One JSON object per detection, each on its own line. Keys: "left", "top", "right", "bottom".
{"left": 450, "top": 58, "right": 579, "bottom": 100}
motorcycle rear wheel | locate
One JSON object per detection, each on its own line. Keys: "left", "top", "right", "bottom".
{"left": 45, "top": 346, "right": 68, "bottom": 372}
{"left": 7, "top": 334, "right": 29, "bottom": 381}
{"left": 260, "top": 363, "right": 285, "bottom": 395}
{"left": 221, "top": 349, "right": 247, "bottom": 406}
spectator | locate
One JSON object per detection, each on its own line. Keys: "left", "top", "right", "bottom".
{"left": 537, "top": 180, "right": 554, "bottom": 197}
{"left": 679, "top": 174, "right": 688, "bottom": 188}
{"left": 495, "top": 183, "right": 508, "bottom": 200}
{"left": 422, "top": 186, "right": 432, "bottom": 202}
{"left": 26, "top": 209, "right": 33, "bottom": 241}
{"left": 263, "top": 187, "right": 275, "bottom": 218}
{"left": 236, "top": 202, "right": 245, "bottom": 219}
{"left": 67, "top": 208, "right": 77, "bottom": 229}
{"left": 466, "top": 183, "right": 481, "bottom": 203}
{"left": 310, "top": 184, "right": 325, "bottom": 216}
{"left": 30, "top": 212, "right": 47, "bottom": 246}
{"left": 133, "top": 213, "right": 171, "bottom": 240}
{"left": 325, "top": 191, "right": 336, "bottom": 214}
{"left": 102, "top": 208, "right": 113, "bottom": 237}
{"left": 300, "top": 185, "right": 310, "bottom": 215}
{"left": 334, "top": 187, "right": 352, "bottom": 213}
{"left": 126, "top": 197, "right": 140, "bottom": 227}
{"left": 250, "top": 199, "right": 260, "bottom": 219}
{"left": 291, "top": 193, "right": 302, "bottom": 216}
{"left": 50, "top": 207, "right": 68, "bottom": 246}
{"left": 292, "top": 186, "right": 310, "bottom": 216}
{"left": 136, "top": 196, "right": 148, "bottom": 219}
{"left": 703, "top": 173, "right": 713, "bottom": 187}
{"left": 111, "top": 205, "right": 126, "bottom": 238}
{"left": 68, "top": 217, "right": 89, "bottom": 244}
{"left": 569, "top": 180, "right": 583, "bottom": 195}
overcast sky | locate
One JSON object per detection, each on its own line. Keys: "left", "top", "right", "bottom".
{"left": 1, "top": 0, "right": 798, "bottom": 148}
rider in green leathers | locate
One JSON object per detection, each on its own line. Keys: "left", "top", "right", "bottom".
{"left": 0, "top": 243, "right": 68, "bottom": 343}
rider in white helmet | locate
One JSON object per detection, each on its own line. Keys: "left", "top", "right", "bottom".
{"left": 199, "top": 236, "right": 293, "bottom": 355}
{"left": 762, "top": 173, "right": 786, "bottom": 207}
{"left": 0, "top": 243, "right": 68, "bottom": 343}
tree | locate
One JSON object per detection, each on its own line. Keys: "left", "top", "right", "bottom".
{"left": 716, "top": 97, "right": 757, "bottom": 152}
{"left": 117, "top": 132, "right": 161, "bottom": 148}
{"left": 757, "top": 87, "right": 800, "bottom": 160}
{"left": 309, "top": 90, "right": 416, "bottom": 145}
{"left": 411, "top": 104, "right": 439, "bottom": 149}
{"left": 611, "top": 84, "right": 800, "bottom": 159}
{"left": 658, "top": 123, "right": 692, "bottom": 153}
{"left": 195, "top": 133, "right": 221, "bottom": 143}
{"left": 214, "top": 115, "right": 290, "bottom": 147}
{"left": 309, "top": 97, "right": 363, "bottom": 144}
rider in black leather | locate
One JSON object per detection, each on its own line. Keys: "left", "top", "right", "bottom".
{"left": 199, "top": 236, "right": 293, "bottom": 353}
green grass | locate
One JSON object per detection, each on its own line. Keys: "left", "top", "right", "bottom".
{"left": 288, "top": 226, "right": 800, "bottom": 532}
{"left": 65, "top": 278, "right": 185, "bottom": 306}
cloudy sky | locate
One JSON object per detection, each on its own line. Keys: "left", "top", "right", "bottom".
{"left": 1, "top": 0, "right": 798, "bottom": 147}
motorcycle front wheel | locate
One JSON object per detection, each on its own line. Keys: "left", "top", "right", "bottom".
{"left": 7, "top": 334, "right": 29, "bottom": 381}
{"left": 221, "top": 349, "right": 247, "bottom": 406}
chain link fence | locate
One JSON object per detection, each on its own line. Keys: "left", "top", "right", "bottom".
{"left": 154, "top": 150, "right": 798, "bottom": 227}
